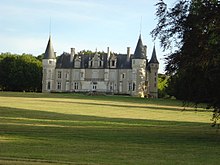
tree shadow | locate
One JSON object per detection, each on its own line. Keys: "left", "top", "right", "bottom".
{"left": 37, "top": 99, "right": 210, "bottom": 113}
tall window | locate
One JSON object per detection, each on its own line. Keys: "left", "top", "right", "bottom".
{"left": 47, "top": 82, "right": 51, "bottom": 90}
{"left": 90, "top": 61, "right": 93, "bottom": 67}
{"left": 111, "top": 60, "right": 115, "bottom": 67}
{"left": 74, "top": 82, "right": 79, "bottom": 90}
{"left": 132, "top": 83, "right": 135, "bottom": 91}
{"left": 128, "top": 83, "right": 132, "bottom": 91}
{"left": 58, "top": 71, "right": 62, "bottom": 79}
{"left": 65, "top": 72, "right": 69, "bottom": 79}
{"left": 110, "top": 85, "right": 113, "bottom": 91}
{"left": 99, "top": 61, "right": 102, "bottom": 67}
{"left": 57, "top": 82, "right": 61, "bottom": 90}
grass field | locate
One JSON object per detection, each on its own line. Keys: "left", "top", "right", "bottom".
{"left": 0, "top": 92, "right": 219, "bottom": 165}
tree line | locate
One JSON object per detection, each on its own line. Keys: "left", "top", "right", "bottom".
{"left": 0, "top": 53, "right": 42, "bottom": 92}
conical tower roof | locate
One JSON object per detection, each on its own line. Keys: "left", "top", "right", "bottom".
{"left": 133, "top": 35, "right": 146, "bottom": 59}
{"left": 43, "top": 36, "right": 56, "bottom": 59}
{"left": 149, "top": 45, "right": 159, "bottom": 64}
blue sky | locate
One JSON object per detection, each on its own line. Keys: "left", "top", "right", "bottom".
{"left": 0, "top": 0, "right": 175, "bottom": 73}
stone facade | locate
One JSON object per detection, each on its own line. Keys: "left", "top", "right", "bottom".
{"left": 42, "top": 35, "right": 159, "bottom": 98}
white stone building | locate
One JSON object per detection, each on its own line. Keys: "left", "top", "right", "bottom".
{"left": 42, "top": 35, "right": 159, "bottom": 98}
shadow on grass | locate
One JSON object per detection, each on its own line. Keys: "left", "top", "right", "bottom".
{"left": 0, "top": 91, "right": 187, "bottom": 107}
{"left": 1, "top": 106, "right": 220, "bottom": 165}
{"left": 40, "top": 99, "right": 210, "bottom": 113}
{"left": 0, "top": 92, "right": 209, "bottom": 112}
{"left": 0, "top": 106, "right": 209, "bottom": 126}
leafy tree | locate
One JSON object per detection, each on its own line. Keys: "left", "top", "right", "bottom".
{"left": 36, "top": 53, "right": 44, "bottom": 61}
{"left": 151, "top": 0, "right": 220, "bottom": 126}
{"left": 0, "top": 53, "right": 42, "bottom": 92}
{"left": 158, "top": 74, "right": 168, "bottom": 98}
{"left": 78, "top": 50, "right": 107, "bottom": 56}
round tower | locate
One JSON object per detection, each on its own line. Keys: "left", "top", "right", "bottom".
{"left": 148, "top": 45, "right": 159, "bottom": 98}
{"left": 132, "top": 35, "right": 147, "bottom": 97}
{"left": 42, "top": 36, "right": 56, "bottom": 92}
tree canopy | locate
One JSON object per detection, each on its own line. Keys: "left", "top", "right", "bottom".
{"left": 151, "top": 0, "right": 220, "bottom": 126}
{"left": 0, "top": 53, "right": 42, "bottom": 92}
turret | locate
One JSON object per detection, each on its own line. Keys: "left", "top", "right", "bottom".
{"left": 131, "top": 35, "right": 147, "bottom": 97}
{"left": 148, "top": 45, "right": 159, "bottom": 98}
{"left": 42, "top": 36, "right": 57, "bottom": 92}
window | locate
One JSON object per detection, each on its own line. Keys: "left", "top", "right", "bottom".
{"left": 93, "top": 85, "right": 97, "bottom": 90}
{"left": 90, "top": 61, "right": 93, "bottom": 67}
{"left": 92, "top": 82, "right": 97, "bottom": 90}
{"left": 66, "top": 82, "right": 69, "bottom": 91}
{"left": 111, "top": 60, "right": 115, "bottom": 67}
{"left": 65, "top": 72, "right": 69, "bottom": 79}
{"left": 99, "top": 61, "right": 102, "bottom": 67}
{"left": 110, "top": 82, "right": 114, "bottom": 91}
{"left": 49, "top": 60, "right": 52, "bottom": 64}
{"left": 128, "top": 83, "right": 132, "bottom": 91}
{"left": 74, "top": 82, "right": 79, "bottom": 90}
{"left": 132, "top": 83, "right": 135, "bottom": 91}
{"left": 154, "top": 83, "right": 157, "bottom": 87}
{"left": 57, "top": 82, "right": 61, "bottom": 90}
{"left": 155, "top": 78, "right": 157, "bottom": 81}
{"left": 120, "top": 73, "right": 125, "bottom": 81}
{"left": 47, "top": 82, "right": 51, "bottom": 90}
{"left": 155, "top": 72, "right": 157, "bottom": 76}
{"left": 58, "top": 71, "right": 62, "bottom": 79}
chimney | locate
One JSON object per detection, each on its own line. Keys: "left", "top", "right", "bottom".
{"left": 70, "top": 48, "right": 75, "bottom": 63}
{"left": 107, "top": 47, "right": 110, "bottom": 59}
{"left": 127, "top": 47, "right": 131, "bottom": 62}
{"left": 71, "top": 48, "right": 75, "bottom": 56}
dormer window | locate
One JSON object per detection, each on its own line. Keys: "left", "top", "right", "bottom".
{"left": 99, "top": 61, "right": 102, "bottom": 67}
{"left": 110, "top": 58, "right": 117, "bottom": 68}
{"left": 74, "top": 59, "right": 81, "bottom": 68}
{"left": 112, "top": 60, "right": 115, "bottom": 67}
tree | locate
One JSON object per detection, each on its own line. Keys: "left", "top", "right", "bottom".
{"left": 151, "top": 0, "right": 220, "bottom": 126}
{"left": 158, "top": 74, "right": 168, "bottom": 98}
{"left": 0, "top": 53, "right": 42, "bottom": 92}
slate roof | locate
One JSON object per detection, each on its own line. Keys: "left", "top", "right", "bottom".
{"left": 43, "top": 36, "right": 56, "bottom": 59}
{"left": 54, "top": 35, "right": 158, "bottom": 69}
{"left": 56, "top": 52, "right": 73, "bottom": 68}
{"left": 55, "top": 53, "right": 132, "bottom": 69}
{"left": 149, "top": 46, "right": 159, "bottom": 64}
{"left": 133, "top": 35, "right": 146, "bottom": 59}
{"left": 116, "top": 54, "right": 132, "bottom": 69}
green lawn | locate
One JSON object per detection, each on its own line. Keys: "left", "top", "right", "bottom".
{"left": 0, "top": 92, "right": 219, "bottom": 165}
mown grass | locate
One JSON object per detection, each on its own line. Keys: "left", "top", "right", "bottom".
{"left": 0, "top": 92, "right": 219, "bottom": 165}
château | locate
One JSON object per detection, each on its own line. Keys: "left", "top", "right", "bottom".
{"left": 42, "top": 35, "right": 159, "bottom": 98}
